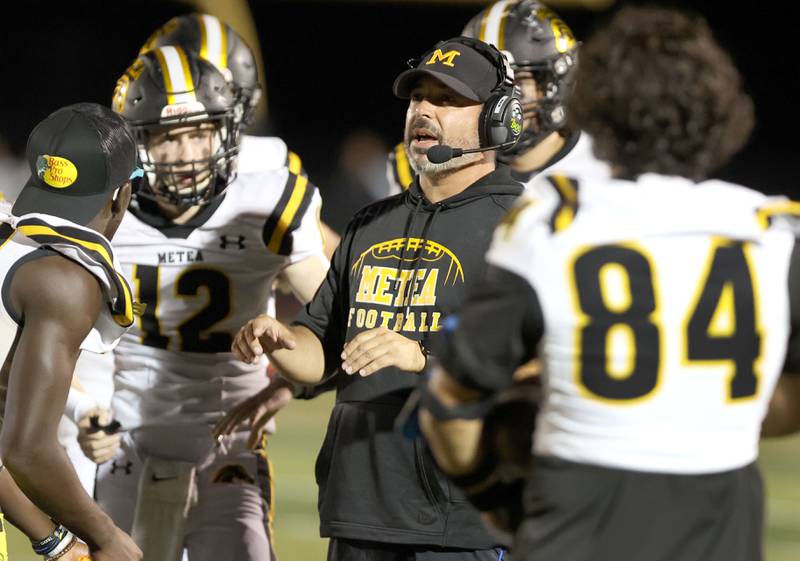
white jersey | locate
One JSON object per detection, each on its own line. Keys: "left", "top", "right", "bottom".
{"left": 489, "top": 172, "right": 796, "bottom": 474}
{"left": 532, "top": 132, "right": 609, "bottom": 186}
{"left": 111, "top": 168, "right": 325, "bottom": 433}
{"left": 0, "top": 212, "right": 133, "bottom": 363}
{"left": 237, "top": 134, "right": 304, "bottom": 177}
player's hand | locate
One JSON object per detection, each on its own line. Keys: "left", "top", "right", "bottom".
{"left": 77, "top": 408, "right": 121, "bottom": 465}
{"left": 341, "top": 328, "right": 426, "bottom": 377}
{"left": 232, "top": 315, "right": 297, "bottom": 364}
{"left": 213, "top": 378, "right": 294, "bottom": 449}
{"left": 91, "top": 527, "right": 142, "bottom": 561}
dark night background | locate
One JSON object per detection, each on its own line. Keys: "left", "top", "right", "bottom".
{"left": 1, "top": 3, "right": 799, "bottom": 559}
{"left": 0, "top": 0, "right": 796, "bottom": 198}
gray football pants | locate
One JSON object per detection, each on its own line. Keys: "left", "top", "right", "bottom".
{"left": 95, "top": 431, "right": 275, "bottom": 561}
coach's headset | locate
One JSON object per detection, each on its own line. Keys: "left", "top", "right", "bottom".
{"left": 406, "top": 37, "right": 524, "bottom": 160}
{"left": 471, "top": 38, "right": 524, "bottom": 149}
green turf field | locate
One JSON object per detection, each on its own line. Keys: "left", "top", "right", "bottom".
{"left": 7, "top": 392, "right": 800, "bottom": 560}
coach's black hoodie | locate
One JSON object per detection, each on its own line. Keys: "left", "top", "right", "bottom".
{"left": 295, "top": 166, "right": 523, "bottom": 548}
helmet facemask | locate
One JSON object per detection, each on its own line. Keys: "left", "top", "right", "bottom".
{"left": 236, "top": 84, "right": 262, "bottom": 130}
{"left": 499, "top": 52, "right": 577, "bottom": 161}
{"left": 135, "top": 111, "right": 238, "bottom": 207}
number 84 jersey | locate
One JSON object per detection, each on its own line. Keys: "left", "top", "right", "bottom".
{"left": 489, "top": 172, "right": 798, "bottom": 474}
{"left": 111, "top": 168, "right": 325, "bottom": 432}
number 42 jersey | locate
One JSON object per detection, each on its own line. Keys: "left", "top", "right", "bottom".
{"left": 488, "top": 172, "right": 799, "bottom": 474}
{"left": 111, "top": 168, "right": 325, "bottom": 433}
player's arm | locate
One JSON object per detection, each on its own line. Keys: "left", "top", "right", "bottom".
{"left": 762, "top": 375, "right": 800, "bottom": 437}
{"left": 419, "top": 266, "right": 544, "bottom": 476}
{"left": 762, "top": 237, "right": 800, "bottom": 437}
{"left": 282, "top": 148, "right": 340, "bottom": 259}
{"left": 280, "top": 255, "right": 329, "bottom": 304}
{"left": 0, "top": 255, "right": 124, "bottom": 552}
{"left": 320, "top": 223, "right": 340, "bottom": 261}
{"left": 0, "top": 467, "right": 94, "bottom": 560}
{"left": 239, "top": 186, "right": 353, "bottom": 383}
{"left": 271, "top": 173, "right": 331, "bottom": 304}
{"left": 0, "top": 466, "right": 56, "bottom": 541}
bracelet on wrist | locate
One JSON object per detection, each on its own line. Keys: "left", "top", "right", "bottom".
{"left": 31, "top": 523, "right": 70, "bottom": 556}
{"left": 45, "top": 534, "right": 78, "bottom": 561}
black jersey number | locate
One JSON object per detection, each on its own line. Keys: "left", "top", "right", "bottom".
{"left": 132, "top": 265, "right": 233, "bottom": 353}
{"left": 571, "top": 242, "right": 760, "bottom": 403}
{"left": 686, "top": 241, "right": 761, "bottom": 401}
{"left": 572, "top": 246, "right": 661, "bottom": 402}
{"left": 132, "top": 265, "right": 169, "bottom": 349}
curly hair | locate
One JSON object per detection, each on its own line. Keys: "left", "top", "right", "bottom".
{"left": 569, "top": 6, "right": 754, "bottom": 181}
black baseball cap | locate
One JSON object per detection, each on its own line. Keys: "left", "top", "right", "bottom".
{"left": 13, "top": 103, "right": 139, "bottom": 226}
{"left": 393, "top": 36, "right": 502, "bottom": 103}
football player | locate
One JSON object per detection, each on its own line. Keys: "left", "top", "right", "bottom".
{"left": 139, "top": 13, "right": 340, "bottom": 253}
{"left": 135, "top": 13, "right": 349, "bottom": 443}
{"left": 388, "top": 0, "right": 608, "bottom": 195}
{"left": 89, "top": 46, "right": 328, "bottom": 561}
{"left": 73, "top": 15, "right": 336, "bottom": 503}
{"left": 419, "top": 6, "right": 796, "bottom": 561}
{"left": 0, "top": 103, "right": 141, "bottom": 561}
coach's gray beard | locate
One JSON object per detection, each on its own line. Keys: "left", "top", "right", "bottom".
{"left": 406, "top": 132, "right": 483, "bottom": 177}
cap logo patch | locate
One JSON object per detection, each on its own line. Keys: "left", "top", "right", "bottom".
{"left": 426, "top": 49, "right": 461, "bottom": 68}
{"left": 36, "top": 155, "right": 78, "bottom": 189}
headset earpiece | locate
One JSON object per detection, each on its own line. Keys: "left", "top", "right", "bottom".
{"left": 479, "top": 88, "right": 524, "bottom": 148}
{"left": 476, "top": 43, "right": 524, "bottom": 149}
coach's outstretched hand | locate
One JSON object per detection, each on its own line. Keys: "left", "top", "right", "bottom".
{"left": 213, "top": 377, "right": 294, "bottom": 449}
{"left": 232, "top": 314, "right": 297, "bottom": 364}
{"left": 341, "top": 327, "right": 427, "bottom": 377}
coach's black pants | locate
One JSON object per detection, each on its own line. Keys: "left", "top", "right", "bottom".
{"left": 327, "top": 538, "right": 507, "bottom": 561}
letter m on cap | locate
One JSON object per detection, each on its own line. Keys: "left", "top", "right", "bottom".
{"left": 426, "top": 49, "right": 461, "bottom": 68}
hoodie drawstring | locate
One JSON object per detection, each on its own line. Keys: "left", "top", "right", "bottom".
{"left": 399, "top": 202, "right": 443, "bottom": 323}
{"left": 391, "top": 196, "right": 422, "bottom": 306}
